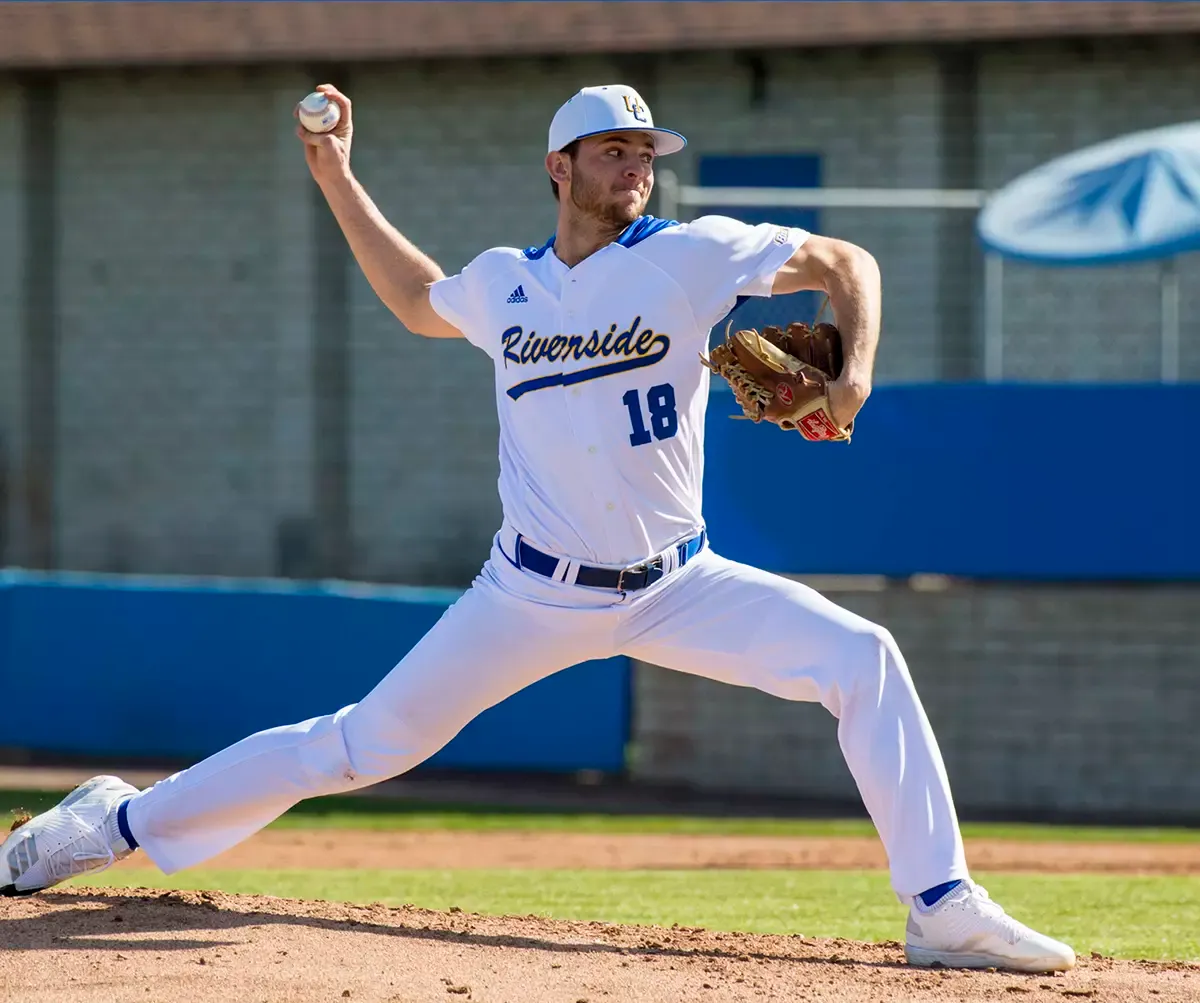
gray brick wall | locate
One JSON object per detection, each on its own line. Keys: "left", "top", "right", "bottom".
{"left": 1, "top": 42, "right": 1197, "bottom": 583}
{"left": 53, "top": 68, "right": 302, "bottom": 576}
{"left": 0, "top": 81, "right": 21, "bottom": 566}
{"left": 979, "top": 38, "right": 1200, "bottom": 381}
{"left": 631, "top": 580, "right": 1200, "bottom": 821}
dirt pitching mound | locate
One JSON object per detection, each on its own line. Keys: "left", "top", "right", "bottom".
{"left": 2, "top": 888, "right": 1196, "bottom": 1003}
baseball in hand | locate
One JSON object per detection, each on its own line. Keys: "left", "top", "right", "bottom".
{"left": 297, "top": 92, "right": 341, "bottom": 133}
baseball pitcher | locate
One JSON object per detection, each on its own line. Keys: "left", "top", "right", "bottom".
{"left": 2, "top": 83, "right": 1074, "bottom": 974}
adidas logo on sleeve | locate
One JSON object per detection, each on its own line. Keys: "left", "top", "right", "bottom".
{"left": 506, "top": 285, "right": 529, "bottom": 304}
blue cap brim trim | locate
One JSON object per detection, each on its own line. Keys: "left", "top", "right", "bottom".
{"left": 554, "top": 127, "right": 687, "bottom": 156}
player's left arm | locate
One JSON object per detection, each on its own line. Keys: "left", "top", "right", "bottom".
{"left": 770, "top": 235, "right": 882, "bottom": 429}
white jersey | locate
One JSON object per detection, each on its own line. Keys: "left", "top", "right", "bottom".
{"left": 429, "top": 214, "right": 809, "bottom": 567}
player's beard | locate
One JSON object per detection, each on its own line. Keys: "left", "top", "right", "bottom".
{"left": 569, "top": 166, "right": 649, "bottom": 229}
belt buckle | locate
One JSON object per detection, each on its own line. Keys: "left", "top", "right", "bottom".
{"left": 618, "top": 555, "right": 665, "bottom": 592}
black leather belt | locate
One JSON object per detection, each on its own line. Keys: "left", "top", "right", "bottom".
{"left": 513, "top": 531, "right": 707, "bottom": 592}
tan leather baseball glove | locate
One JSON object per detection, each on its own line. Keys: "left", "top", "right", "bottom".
{"left": 701, "top": 317, "right": 853, "bottom": 442}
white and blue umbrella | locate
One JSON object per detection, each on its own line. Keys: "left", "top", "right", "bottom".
{"left": 977, "top": 121, "right": 1200, "bottom": 381}
{"left": 978, "top": 120, "right": 1200, "bottom": 265}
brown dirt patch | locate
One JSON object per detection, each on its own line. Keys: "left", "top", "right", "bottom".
{"left": 2, "top": 887, "right": 1195, "bottom": 1003}
{"left": 108, "top": 828, "right": 1200, "bottom": 875}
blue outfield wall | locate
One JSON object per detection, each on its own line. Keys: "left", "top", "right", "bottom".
{"left": 703, "top": 384, "right": 1200, "bottom": 580}
{"left": 0, "top": 572, "right": 630, "bottom": 770}
{"left": 2, "top": 385, "right": 1196, "bottom": 763}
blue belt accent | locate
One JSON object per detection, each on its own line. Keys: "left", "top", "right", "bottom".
{"left": 515, "top": 531, "right": 706, "bottom": 592}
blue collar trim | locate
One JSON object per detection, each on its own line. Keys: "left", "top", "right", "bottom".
{"left": 522, "top": 214, "right": 680, "bottom": 260}
{"left": 617, "top": 214, "right": 681, "bottom": 247}
{"left": 522, "top": 235, "right": 556, "bottom": 260}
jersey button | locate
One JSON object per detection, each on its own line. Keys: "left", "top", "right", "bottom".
{"left": 606, "top": 502, "right": 616, "bottom": 511}
{"left": 588, "top": 446, "right": 597, "bottom": 454}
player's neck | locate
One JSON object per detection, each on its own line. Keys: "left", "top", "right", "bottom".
{"left": 553, "top": 209, "right": 629, "bottom": 268}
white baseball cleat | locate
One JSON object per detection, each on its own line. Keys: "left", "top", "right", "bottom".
{"left": 905, "top": 880, "right": 1076, "bottom": 973}
{"left": 1, "top": 775, "right": 139, "bottom": 896}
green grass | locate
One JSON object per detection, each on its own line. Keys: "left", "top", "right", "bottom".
{"left": 78, "top": 868, "right": 1200, "bottom": 962}
{"left": 15, "top": 784, "right": 1199, "bottom": 961}
{"left": 7, "top": 788, "right": 1200, "bottom": 843}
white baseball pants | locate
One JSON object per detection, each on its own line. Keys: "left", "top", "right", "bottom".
{"left": 125, "top": 534, "right": 967, "bottom": 900}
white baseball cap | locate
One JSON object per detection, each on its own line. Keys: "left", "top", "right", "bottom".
{"left": 548, "top": 85, "right": 686, "bottom": 156}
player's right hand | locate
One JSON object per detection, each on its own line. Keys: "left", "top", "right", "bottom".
{"left": 295, "top": 83, "right": 353, "bottom": 179}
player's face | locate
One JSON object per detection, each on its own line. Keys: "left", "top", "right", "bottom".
{"left": 569, "top": 132, "right": 656, "bottom": 227}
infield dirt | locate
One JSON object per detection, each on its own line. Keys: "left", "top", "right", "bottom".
{"left": 4, "top": 829, "right": 1200, "bottom": 1001}
{"left": 3, "top": 886, "right": 1197, "bottom": 1003}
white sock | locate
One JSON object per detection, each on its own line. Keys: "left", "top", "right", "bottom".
{"left": 104, "top": 797, "right": 137, "bottom": 857}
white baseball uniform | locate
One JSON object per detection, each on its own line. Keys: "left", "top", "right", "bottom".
{"left": 124, "top": 213, "right": 967, "bottom": 901}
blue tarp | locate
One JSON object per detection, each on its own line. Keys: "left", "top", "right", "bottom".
{"left": 703, "top": 383, "right": 1200, "bottom": 580}
{"left": 0, "top": 572, "right": 630, "bottom": 769}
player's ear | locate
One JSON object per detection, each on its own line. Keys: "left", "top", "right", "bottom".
{"left": 546, "top": 151, "right": 571, "bottom": 189}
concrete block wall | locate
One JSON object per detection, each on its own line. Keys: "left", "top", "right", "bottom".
{"left": 2, "top": 41, "right": 1199, "bottom": 582}
{"left": 631, "top": 581, "right": 1200, "bottom": 821}
{"left": 52, "top": 69, "right": 282, "bottom": 575}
